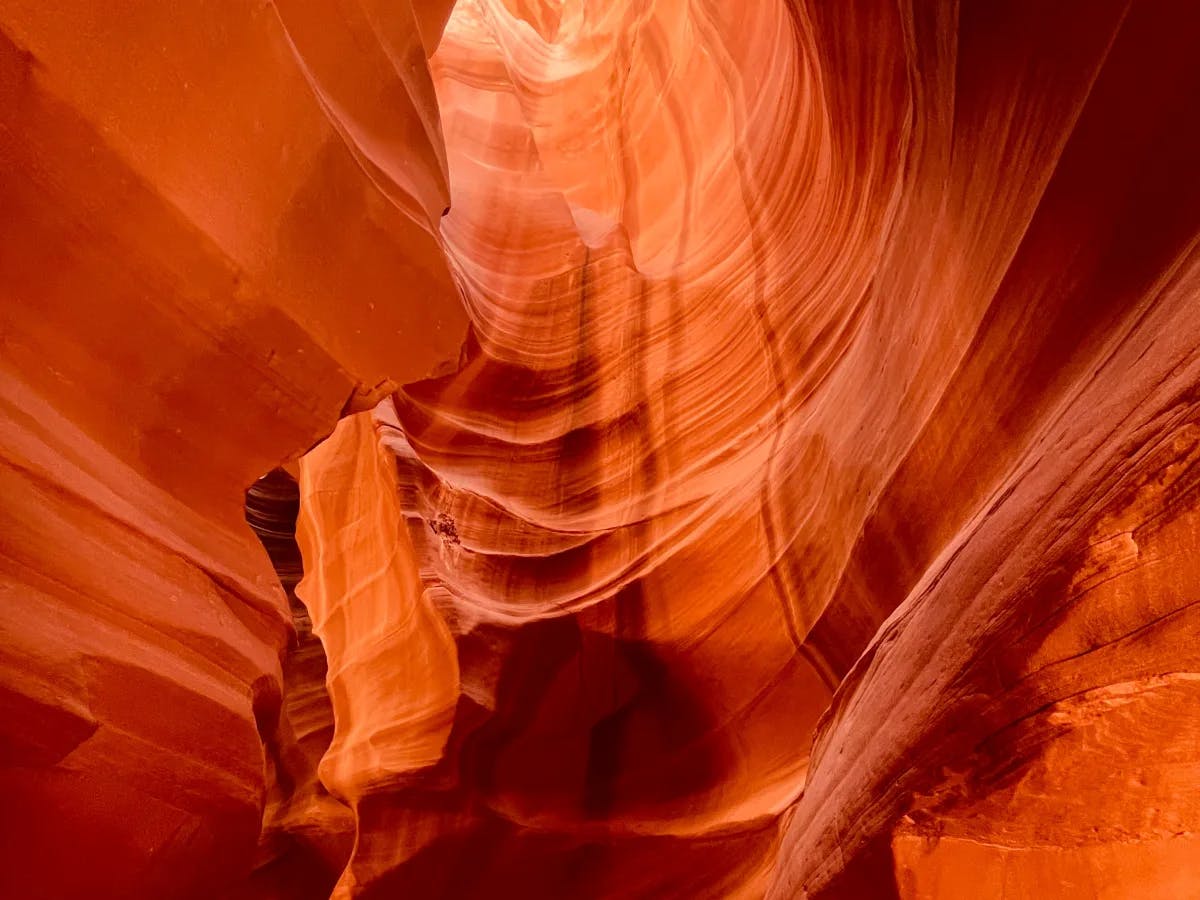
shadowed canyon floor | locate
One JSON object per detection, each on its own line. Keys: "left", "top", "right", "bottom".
{"left": 3, "top": 1, "right": 1200, "bottom": 898}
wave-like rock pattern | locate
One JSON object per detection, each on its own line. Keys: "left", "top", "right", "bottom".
{"left": 297, "top": 0, "right": 1200, "bottom": 896}
{"left": 5, "top": 0, "right": 1200, "bottom": 897}
{"left": 0, "top": 2, "right": 462, "bottom": 897}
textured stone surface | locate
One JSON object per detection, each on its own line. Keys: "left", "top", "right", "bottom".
{"left": 0, "top": 2, "right": 462, "bottom": 896}
{"left": 4, "top": 0, "right": 1200, "bottom": 898}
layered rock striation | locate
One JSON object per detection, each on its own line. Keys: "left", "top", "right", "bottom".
{"left": 0, "top": 2, "right": 461, "bottom": 896}
{"left": 4, "top": 0, "right": 1200, "bottom": 898}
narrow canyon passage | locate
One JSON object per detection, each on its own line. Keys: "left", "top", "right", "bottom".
{"left": 3, "top": 1, "right": 1200, "bottom": 898}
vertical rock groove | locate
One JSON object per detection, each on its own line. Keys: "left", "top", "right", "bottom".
{"left": 4, "top": 1, "right": 1200, "bottom": 897}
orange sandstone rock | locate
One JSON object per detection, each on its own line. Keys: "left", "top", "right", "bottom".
{"left": 0, "top": 2, "right": 463, "bottom": 896}
{"left": 5, "top": 0, "right": 1200, "bottom": 898}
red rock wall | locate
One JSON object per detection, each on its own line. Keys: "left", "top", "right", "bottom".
{"left": 5, "top": 0, "right": 1200, "bottom": 898}
{"left": 0, "top": 2, "right": 462, "bottom": 897}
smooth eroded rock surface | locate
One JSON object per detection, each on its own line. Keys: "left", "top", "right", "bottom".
{"left": 4, "top": 0, "right": 1200, "bottom": 898}
{"left": 0, "top": 2, "right": 462, "bottom": 896}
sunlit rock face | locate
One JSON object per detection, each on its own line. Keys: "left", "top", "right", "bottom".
{"left": 4, "top": 0, "right": 1200, "bottom": 898}
{"left": 0, "top": 1, "right": 461, "bottom": 897}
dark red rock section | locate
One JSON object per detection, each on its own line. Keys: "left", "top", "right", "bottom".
{"left": 4, "top": 1, "right": 1200, "bottom": 898}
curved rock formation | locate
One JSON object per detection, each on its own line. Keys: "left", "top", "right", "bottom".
{"left": 4, "top": 0, "right": 1200, "bottom": 897}
{"left": 0, "top": 2, "right": 461, "bottom": 897}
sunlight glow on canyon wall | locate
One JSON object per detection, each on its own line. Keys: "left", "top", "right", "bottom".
{"left": 3, "top": 1, "right": 1200, "bottom": 898}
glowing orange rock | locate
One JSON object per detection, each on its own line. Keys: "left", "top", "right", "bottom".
{"left": 5, "top": 0, "right": 1200, "bottom": 898}
{"left": 0, "top": 1, "right": 463, "bottom": 896}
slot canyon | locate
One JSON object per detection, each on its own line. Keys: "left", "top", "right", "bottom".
{"left": 4, "top": 0, "right": 1200, "bottom": 897}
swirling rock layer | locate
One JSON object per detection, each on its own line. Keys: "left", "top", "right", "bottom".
{"left": 0, "top": 2, "right": 460, "bottom": 897}
{"left": 5, "top": 0, "right": 1200, "bottom": 898}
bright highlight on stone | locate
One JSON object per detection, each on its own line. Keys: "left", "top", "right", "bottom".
{"left": 3, "top": 1, "right": 1200, "bottom": 898}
